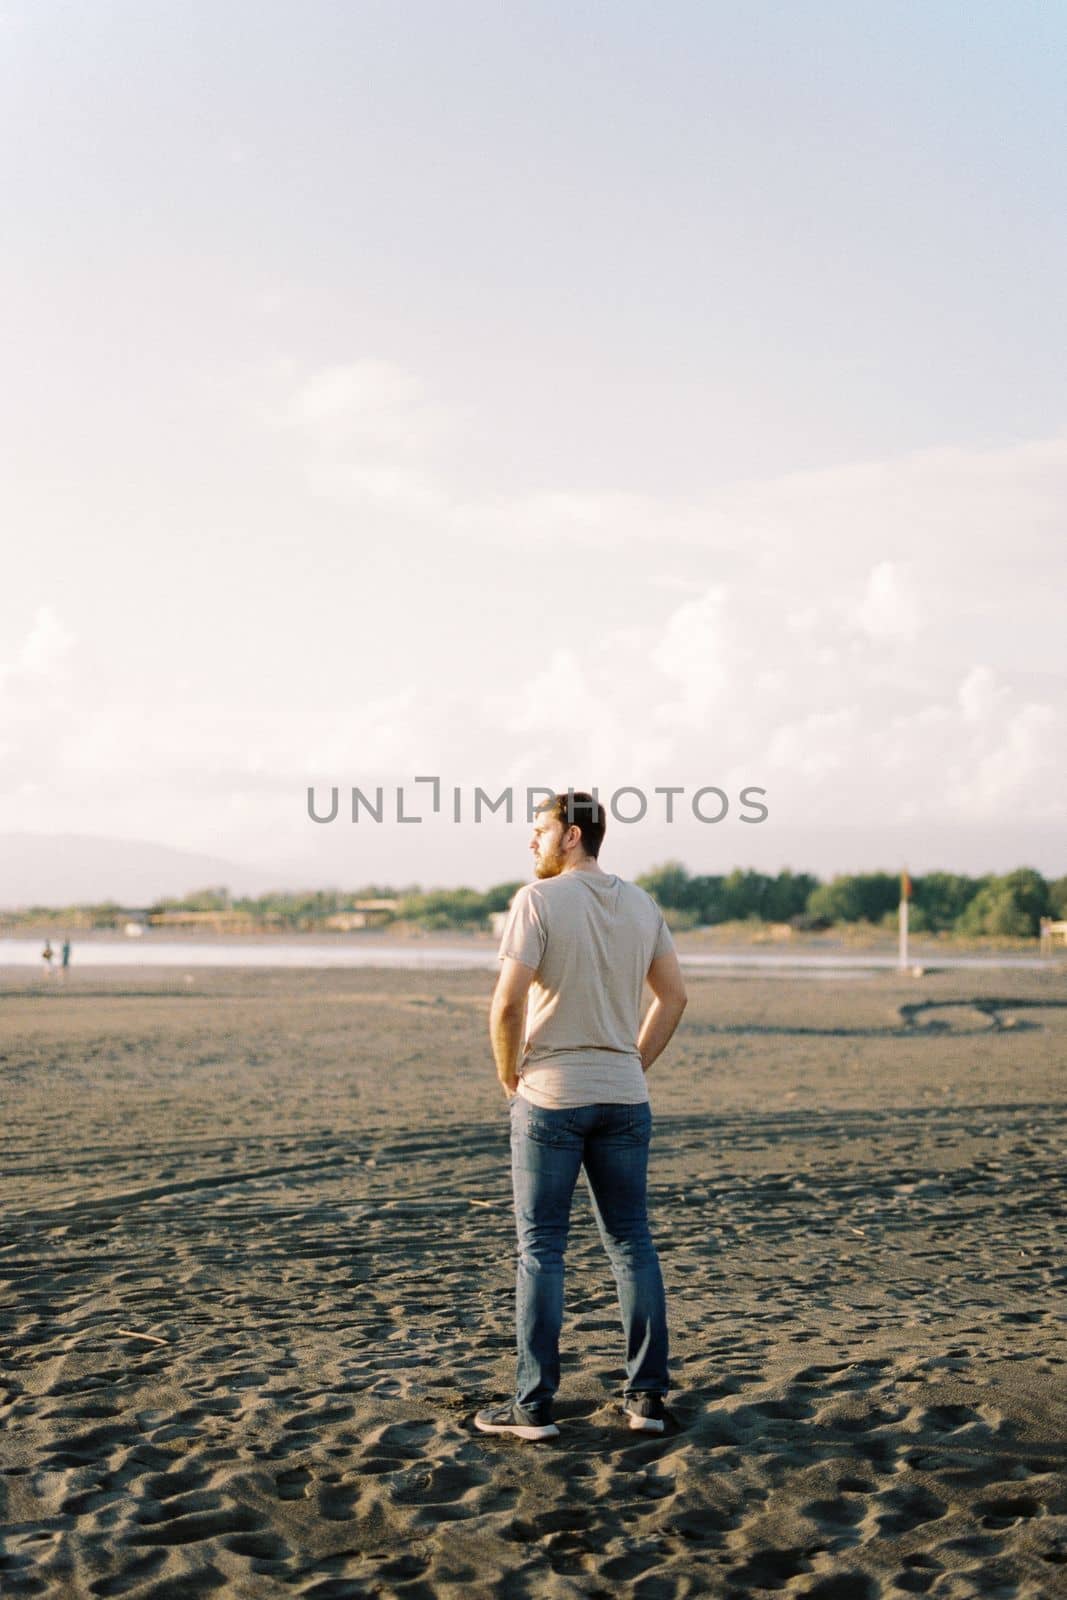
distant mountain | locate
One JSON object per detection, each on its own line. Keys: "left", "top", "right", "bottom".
{"left": 0, "top": 834, "right": 272, "bottom": 909}
{"left": 1, "top": 824, "right": 1060, "bottom": 911}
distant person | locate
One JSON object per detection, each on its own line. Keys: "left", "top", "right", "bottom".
{"left": 41, "top": 939, "right": 54, "bottom": 977}
{"left": 476, "top": 791, "right": 688, "bottom": 1442}
{"left": 61, "top": 939, "right": 71, "bottom": 979}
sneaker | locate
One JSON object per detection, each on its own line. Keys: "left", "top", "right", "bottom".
{"left": 474, "top": 1401, "right": 560, "bottom": 1441}
{"left": 623, "top": 1394, "right": 667, "bottom": 1433}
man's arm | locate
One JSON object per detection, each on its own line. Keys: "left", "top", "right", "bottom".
{"left": 490, "top": 957, "right": 537, "bottom": 1097}
{"left": 638, "top": 948, "right": 688, "bottom": 1073}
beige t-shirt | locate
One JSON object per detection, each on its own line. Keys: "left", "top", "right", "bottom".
{"left": 497, "top": 870, "right": 674, "bottom": 1109}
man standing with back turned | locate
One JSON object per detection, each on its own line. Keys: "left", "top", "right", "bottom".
{"left": 475, "top": 791, "right": 688, "bottom": 1441}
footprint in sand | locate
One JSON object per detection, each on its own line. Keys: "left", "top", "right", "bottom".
{"left": 86, "top": 1550, "right": 168, "bottom": 1594}
{"left": 364, "top": 1418, "right": 438, "bottom": 1458}
{"left": 316, "top": 1481, "right": 360, "bottom": 1521}
{"left": 871, "top": 1485, "right": 948, "bottom": 1536}
{"left": 726, "top": 1544, "right": 812, "bottom": 1589}
{"left": 801, "top": 1494, "right": 866, "bottom": 1531}
{"left": 123, "top": 1504, "right": 264, "bottom": 1547}
{"left": 274, "top": 1464, "right": 311, "bottom": 1500}
{"left": 390, "top": 1456, "right": 492, "bottom": 1509}
{"left": 798, "top": 1576, "right": 879, "bottom": 1599}
{"left": 223, "top": 1529, "right": 290, "bottom": 1562}
{"left": 974, "top": 1492, "right": 1042, "bottom": 1528}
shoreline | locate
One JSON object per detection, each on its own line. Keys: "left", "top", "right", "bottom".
{"left": 0, "top": 934, "right": 1059, "bottom": 975}
{"left": 2, "top": 922, "right": 1059, "bottom": 966}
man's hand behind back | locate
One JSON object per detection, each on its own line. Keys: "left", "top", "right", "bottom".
{"left": 639, "top": 948, "right": 688, "bottom": 1073}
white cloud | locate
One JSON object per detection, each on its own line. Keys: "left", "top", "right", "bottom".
{"left": 958, "top": 665, "right": 1010, "bottom": 725}
{"left": 0, "top": 609, "right": 79, "bottom": 805}
{"left": 764, "top": 708, "right": 859, "bottom": 781}
{"left": 452, "top": 490, "right": 679, "bottom": 550}
{"left": 285, "top": 361, "right": 435, "bottom": 451}
{"left": 650, "top": 586, "right": 739, "bottom": 727}
{"left": 275, "top": 378, "right": 1067, "bottom": 714}
{"left": 5, "top": 606, "right": 76, "bottom": 680}
{"left": 649, "top": 574, "right": 708, "bottom": 595}
{"left": 5, "top": 390, "right": 1065, "bottom": 861}
{"left": 492, "top": 647, "right": 629, "bottom": 777}
{"left": 275, "top": 361, "right": 458, "bottom": 519}
{"left": 307, "top": 460, "right": 447, "bottom": 517}
{"left": 786, "top": 606, "right": 820, "bottom": 633}
{"left": 855, "top": 561, "right": 918, "bottom": 642}
{"left": 948, "top": 699, "right": 1061, "bottom": 821}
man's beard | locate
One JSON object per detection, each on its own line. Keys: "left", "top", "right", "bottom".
{"left": 534, "top": 845, "right": 565, "bottom": 879}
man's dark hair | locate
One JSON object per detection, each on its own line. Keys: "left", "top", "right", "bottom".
{"left": 541, "top": 790, "right": 606, "bottom": 859}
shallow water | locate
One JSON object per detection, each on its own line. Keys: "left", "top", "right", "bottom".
{"left": 0, "top": 937, "right": 1049, "bottom": 973}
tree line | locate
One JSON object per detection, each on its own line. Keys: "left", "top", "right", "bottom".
{"left": 12, "top": 865, "right": 1063, "bottom": 938}
{"left": 633, "top": 864, "right": 1064, "bottom": 938}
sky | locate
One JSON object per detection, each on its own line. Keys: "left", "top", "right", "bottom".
{"left": 2, "top": 1, "right": 1064, "bottom": 895}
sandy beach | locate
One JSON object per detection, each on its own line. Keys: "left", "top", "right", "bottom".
{"left": 1, "top": 963, "right": 1065, "bottom": 1598}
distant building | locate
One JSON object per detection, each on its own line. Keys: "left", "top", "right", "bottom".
{"left": 325, "top": 899, "right": 400, "bottom": 931}
{"left": 148, "top": 910, "right": 276, "bottom": 932}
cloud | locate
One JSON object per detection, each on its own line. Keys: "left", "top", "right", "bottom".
{"left": 648, "top": 575, "right": 708, "bottom": 595}
{"left": 7, "top": 382, "right": 1063, "bottom": 860}
{"left": 2, "top": 606, "right": 76, "bottom": 682}
{"left": 958, "top": 665, "right": 1010, "bottom": 725}
{"left": 0, "top": 608, "right": 79, "bottom": 804}
{"left": 284, "top": 361, "right": 437, "bottom": 451}
{"left": 306, "top": 460, "right": 447, "bottom": 517}
{"left": 855, "top": 561, "right": 918, "bottom": 642}
{"left": 949, "top": 698, "right": 1062, "bottom": 821}
{"left": 764, "top": 708, "right": 859, "bottom": 781}
{"left": 274, "top": 372, "right": 1067, "bottom": 710}
{"left": 274, "top": 361, "right": 458, "bottom": 519}
{"left": 650, "top": 586, "right": 738, "bottom": 727}
{"left": 486, "top": 647, "right": 632, "bottom": 778}
{"left": 410, "top": 427, "right": 1067, "bottom": 570}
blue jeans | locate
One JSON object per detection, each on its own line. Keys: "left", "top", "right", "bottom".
{"left": 509, "top": 1095, "right": 669, "bottom": 1416}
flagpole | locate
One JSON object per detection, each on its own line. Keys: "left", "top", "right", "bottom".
{"left": 899, "top": 868, "right": 910, "bottom": 972}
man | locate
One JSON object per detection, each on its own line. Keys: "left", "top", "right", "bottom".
{"left": 475, "top": 791, "right": 688, "bottom": 1442}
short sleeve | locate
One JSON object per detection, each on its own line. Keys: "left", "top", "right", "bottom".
{"left": 652, "top": 914, "right": 674, "bottom": 961}
{"left": 497, "top": 886, "right": 547, "bottom": 970}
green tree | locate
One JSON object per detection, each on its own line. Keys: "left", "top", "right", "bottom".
{"left": 719, "top": 869, "right": 771, "bottom": 921}
{"left": 484, "top": 881, "right": 524, "bottom": 913}
{"left": 398, "top": 889, "right": 489, "bottom": 927}
{"left": 636, "top": 864, "right": 727, "bottom": 924}
{"left": 636, "top": 862, "right": 692, "bottom": 910}
{"left": 764, "top": 871, "right": 820, "bottom": 923}
{"left": 807, "top": 873, "right": 899, "bottom": 925}
{"left": 913, "top": 872, "right": 984, "bottom": 931}
{"left": 232, "top": 889, "right": 343, "bottom": 926}
{"left": 957, "top": 869, "right": 1049, "bottom": 937}
{"left": 686, "top": 875, "right": 726, "bottom": 923}
{"left": 156, "top": 885, "right": 231, "bottom": 913}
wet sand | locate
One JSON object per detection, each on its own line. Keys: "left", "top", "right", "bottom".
{"left": 1, "top": 965, "right": 1065, "bottom": 1598}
